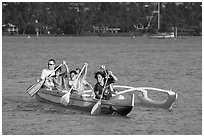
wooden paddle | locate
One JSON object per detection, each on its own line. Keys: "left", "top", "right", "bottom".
{"left": 91, "top": 71, "right": 109, "bottom": 115}
{"left": 60, "top": 63, "right": 87, "bottom": 106}
{"left": 26, "top": 63, "right": 63, "bottom": 97}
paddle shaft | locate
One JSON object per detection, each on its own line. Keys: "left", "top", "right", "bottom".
{"left": 100, "top": 71, "right": 109, "bottom": 100}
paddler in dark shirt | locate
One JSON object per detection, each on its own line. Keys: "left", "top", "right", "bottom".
{"left": 94, "top": 66, "right": 118, "bottom": 100}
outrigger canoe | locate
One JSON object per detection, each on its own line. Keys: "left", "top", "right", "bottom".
{"left": 35, "top": 88, "right": 135, "bottom": 116}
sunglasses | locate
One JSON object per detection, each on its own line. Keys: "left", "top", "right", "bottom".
{"left": 48, "top": 64, "right": 55, "bottom": 66}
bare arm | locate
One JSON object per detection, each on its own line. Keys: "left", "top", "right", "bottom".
{"left": 108, "top": 71, "right": 118, "bottom": 82}
{"left": 62, "top": 61, "right": 69, "bottom": 73}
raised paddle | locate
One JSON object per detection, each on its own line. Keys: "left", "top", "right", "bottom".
{"left": 60, "top": 63, "right": 88, "bottom": 106}
{"left": 26, "top": 63, "right": 63, "bottom": 97}
{"left": 91, "top": 70, "right": 109, "bottom": 115}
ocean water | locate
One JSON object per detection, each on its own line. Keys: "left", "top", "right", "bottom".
{"left": 2, "top": 36, "right": 202, "bottom": 135}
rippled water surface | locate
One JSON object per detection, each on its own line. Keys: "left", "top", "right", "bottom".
{"left": 2, "top": 36, "right": 202, "bottom": 134}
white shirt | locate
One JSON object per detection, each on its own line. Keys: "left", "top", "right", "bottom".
{"left": 40, "top": 69, "right": 55, "bottom": 80}
{"left": 40, "top": 69, "right": 55, "bottom": 87}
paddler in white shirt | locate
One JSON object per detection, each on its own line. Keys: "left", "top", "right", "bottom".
{"left": 40, "top": 59, "right": 56, "bottom": 90}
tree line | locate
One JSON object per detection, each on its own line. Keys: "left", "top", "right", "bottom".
{"left": 2, "top": 2, "right": 202, "bottom": 35}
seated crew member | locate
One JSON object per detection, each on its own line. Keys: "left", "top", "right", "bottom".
{"left": 52, "top": 61, "right": 69, "bottom": 91}
{"left": 68, "top": 70, "right": 79, "bottom": 94}
{"left": 68, "top": 70, "right": 93, "bottom": 95}
{"left": 68, "top": 63, "right": 93, "bottom": 95}
{"left": 40, "top": 59, "right": 56, "bottom": 90}
{"left": 94, "top": 67, "right": 118, "bottom": 100}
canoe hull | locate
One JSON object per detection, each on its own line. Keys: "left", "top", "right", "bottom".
{"left": 36, "top": 89, "right": 134, "bottom": 116}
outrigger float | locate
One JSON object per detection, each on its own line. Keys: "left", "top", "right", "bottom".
{"left": 114, "top": 85, "right": 177, "bottom": 109}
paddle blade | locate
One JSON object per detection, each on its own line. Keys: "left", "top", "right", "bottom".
{"left": 91, "top": 100, "right": 102, "bottom": 115}
{"left": 26, "top": 80, "right": 44, "bottom": 97}
{"left": 60, "top": 91, "right": 71, "bottom": 106}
